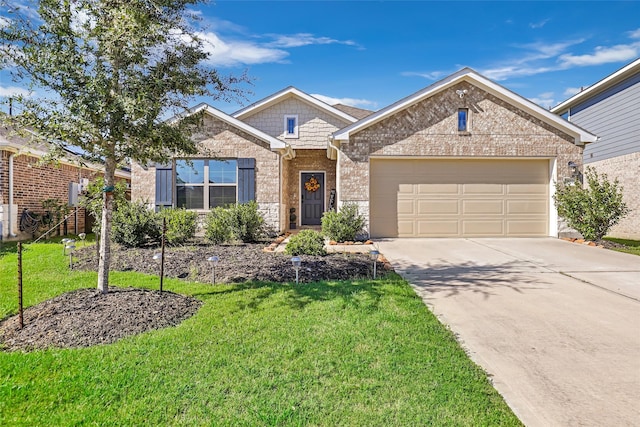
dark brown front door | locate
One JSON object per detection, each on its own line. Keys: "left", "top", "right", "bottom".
{"left": 301, "top": 172, "right": 324, "bottom": 225}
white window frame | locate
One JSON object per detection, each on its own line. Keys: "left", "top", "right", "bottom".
{"left": 284, "top": 114, "right": 299, "bottom": 139}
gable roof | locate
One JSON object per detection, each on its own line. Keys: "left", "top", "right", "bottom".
{"left": 233, "top": 86, "right": 358, "bottom": 124}
{"left": 332, "top": 103, "right": 374, "bottom": 120}
{"left": 176, "top": 103, "right": 286, "bottom": 151}
{"left": 333, "top": 67, "right": 597, "bottom": 146}
{"left": 551, "top": 58, "right": 640, "bottom": 115}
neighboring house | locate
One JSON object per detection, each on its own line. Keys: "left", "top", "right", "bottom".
{"left": 131, "top": 68, "right": 596, "bottom": 238}
{"left": 551, "top": 59, "right": 640, "bottom": 240}
{"left": 0, "top": 124, "right": 131, "bottom": 241}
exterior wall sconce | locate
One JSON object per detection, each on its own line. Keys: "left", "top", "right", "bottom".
{"left": 568, "top": 161, "right": 583, "bottom": 184}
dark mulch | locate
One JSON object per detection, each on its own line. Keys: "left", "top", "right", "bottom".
{"left": 71, "top": 242, "right": 378, "bottom": 284}
{"left": 0, "top": 288, "right": 201, "bottom": 352}
{"left": 0, "top": 242, "right": 380, "bottom": 352}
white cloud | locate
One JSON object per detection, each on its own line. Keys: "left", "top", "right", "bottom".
{"left": 563, "top": 87, "right": 583, "bottom": 96}
{"left": 529, "top": 18, "right": 550, "bottom": 29}
{"left": 0, "top": 85, "right": 31, "bottom": 97}
{"left": 401, "top": 71, "right": 446, "bottom": 80}
{"left": 628, "top": 28, "right": 640, "bottom": 39}
{"left": 559, "top": 43, "right": 640, "bottom": 67}
{"left": 310, "top": 93, "right": 377, "bottom": 109}
{"left": 197, "top": 32, "right": 289, "bottom": 67}
{"left": 528, "top": 92, "right": 555, "bottom": 109}
{"left": 267, "top": 33, "right": 359, "bottom": 49}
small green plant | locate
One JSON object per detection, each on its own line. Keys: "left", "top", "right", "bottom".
{"left": 158, "top": 208, "right": 198, "bottom": 246}
{"left": 285, "top": 229, "right": 326, "bottom": 256}
{"left": 554, "top": 167, "right": 629, "bottom": 241}
{"left": 112, "top": 201, "right": 161, "bottom": 247}
{"left": 321, "top": 203, "right": 366, "bottom": 242}
{"left": 204, "top": 202, "right": 265, "bottom": 244}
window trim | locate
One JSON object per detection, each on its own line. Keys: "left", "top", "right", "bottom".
{"left": 457, "top": 108, "right": 469, "bottom": 133}
{"left": 284, "top": 114, "right": 299, "bottom": 139}
{"left": 175, "top": 158, "right": 238, "bottom": 210}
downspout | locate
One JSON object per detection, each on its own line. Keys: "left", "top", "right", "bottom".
{"left": 7, "top": 153, "right": 16, "bottom": 237}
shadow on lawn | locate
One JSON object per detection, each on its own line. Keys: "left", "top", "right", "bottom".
{"left": 192, "top": 278, "right": 388, "bottom": 312}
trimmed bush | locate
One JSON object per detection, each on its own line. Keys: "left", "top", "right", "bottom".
{"left": 204, "top": 201, "right": 266, "bottom": 244}
{"left": 111, "top": 201, "right": 161, "bottom": 247}
{"left": 158, "top": 208, "right": 198, "bottom": 246}
{"left": 285, "top": 229, "right": 326, "bottom": 256}
{"left": 554, "top": 167, "right": 629, "bottom": 241}
{"left": 321, "top": 203, "right": 366, "bottom": 242}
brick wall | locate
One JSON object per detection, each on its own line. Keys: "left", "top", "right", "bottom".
{"left": 283, "top": 150, "right": 336, "bottom": 228}
{"left": 131, "top": 114, "right": 282, "bottom": 230}
{"left": 338, "top": 82, "right": 584, "bottom": 226}
{"left": 242, "top": 98, "right": 352, "bottom": 149}
{"left": 1, "top": 149, "right": 104, "bottom": 239}
{"left": 587, "top": 152, "right": 640, "bottom": 239}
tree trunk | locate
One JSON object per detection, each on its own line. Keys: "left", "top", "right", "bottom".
{"left": 97, "top": 158, "right": 116, "bottom": 294}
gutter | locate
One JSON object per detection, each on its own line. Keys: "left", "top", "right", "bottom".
{"left": 327, "top": 135, "right": 340, "bottom": 160}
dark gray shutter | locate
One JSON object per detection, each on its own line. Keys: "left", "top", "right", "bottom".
{"left": 155, "top": 163, "right": 173, "bottom": 208}
{"left": 237, "top": 158, "right": 255, "bottom": 203}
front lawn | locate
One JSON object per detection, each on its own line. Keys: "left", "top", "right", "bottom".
{"left": 0, "top": 241, "right": 521, "bottom": 426}
{"left": 603, "top": 237, "right": 640, "bottom": 256}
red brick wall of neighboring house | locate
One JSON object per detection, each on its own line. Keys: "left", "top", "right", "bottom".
{"left": 1, "top": 149, "right": 130, "bottom": 239}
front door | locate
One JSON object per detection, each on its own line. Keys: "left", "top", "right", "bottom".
{"left": 301, "top": 172, "right": 324, "bottom": 225}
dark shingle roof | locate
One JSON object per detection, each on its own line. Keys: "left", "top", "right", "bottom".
{"left": 332, "top": 104, "right": 375, "bottom": 120}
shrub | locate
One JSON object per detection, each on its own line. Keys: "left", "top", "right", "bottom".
{"left": 111, "top": 201, "right": 161, "bottom": 247}
{"left": 285, "top": 229, "right": 326, "bottom": 256}
{"left": 204, "top": 201, "right": 266, "bottom": 244}
{"left": 321, "top": 203, "right": 366, "bottom": 242}
{"left": 158, "top": 208, "right": 198, "bottom": 246}
{"left": 554, "top": 167, "right": 629, "bottom": 241}
{"left": 80, "top": 177, "right": 128, "bottom": 235}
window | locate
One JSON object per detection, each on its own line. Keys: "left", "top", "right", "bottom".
{"left": 458, "top": 108, "right": 469, "bottom": 132}
{"left": 284, "top": 114, "right": 298, "bottom": 138}
{"left": 176, "top": 159, "right": 237, "bottom": 209}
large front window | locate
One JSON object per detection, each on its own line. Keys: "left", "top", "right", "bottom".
{"left": 176, "top": 159, "right": 237, "bottom": 209}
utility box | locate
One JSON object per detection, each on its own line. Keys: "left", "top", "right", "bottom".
{"left": 68, "top": 182, "right": 80, "bottom": 207}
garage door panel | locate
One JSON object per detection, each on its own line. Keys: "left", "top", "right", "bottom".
{"left": 463, "top": 183, "right": 504, "bottom": 195}
{"left": 507, "top": 220, "right": 548, "bottom": 235}
{"left": 462, "top": 200, "right": 504, "bottom": 215}
{"left": 370, "top": 159, "right": 549, "bottom": 238}
{"left": 417, "top": 183, "right": 458, "bottom": 194}
{"left": 417, "top": 200, "right": 459, "bottom": 214}
{"left": 463, "top": 220, "right": 504, "bottom": 235}
{"left": 507, "top": 200, "right": 547, "bottom": 214}
{"left": 507, "top": 184, "right": 547, "bottom": 195}
{"left": 417, "top": 220, "right": 459, "bottom": 236}
{"left": 397, "top": 199, "right": 415, "bottom": 215}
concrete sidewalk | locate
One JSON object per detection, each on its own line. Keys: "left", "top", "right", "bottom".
{"left": 377, "top": 238, "right": 640, "bottom": 427}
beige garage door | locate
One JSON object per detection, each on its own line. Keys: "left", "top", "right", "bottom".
{"left": 370, "top": 159, "right": 549, "bottom": 237}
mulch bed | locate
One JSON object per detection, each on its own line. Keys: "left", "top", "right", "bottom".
{"left": 0, "top": 242, "right": 382, "bottom": 352}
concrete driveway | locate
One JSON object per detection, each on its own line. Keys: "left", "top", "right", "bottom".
{"left": 377, "top": 238, "right": 640, "bottom": 427}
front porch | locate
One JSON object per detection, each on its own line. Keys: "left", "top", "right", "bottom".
{"left": 281, "top": 149, "right": 337, "bottom": 231}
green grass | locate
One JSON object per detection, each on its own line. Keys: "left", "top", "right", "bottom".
{"left": 0, "top": 242, "right": 521, "bottom": 426}
{"left": 604, "top": 237, "right": 640, "bottom": 256}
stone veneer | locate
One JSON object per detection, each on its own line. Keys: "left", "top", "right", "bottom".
{"left": 586, "top": 152, "right": 640, "bottom": 239}
{"left": 131, "top": 113, "right": 281, "bottom": 231}
{"left": 242, "top": 97, "right": 352, "bottom": 149}
{"left": 337, "top": 82, "right": 584, "bottom": 231}
{"left": 283, "top": 150, "right": 336, "bottom": 228}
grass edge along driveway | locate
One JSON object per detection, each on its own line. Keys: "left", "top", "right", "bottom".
{"left": 0, "top": 242, "right": 521, "bottom": 426}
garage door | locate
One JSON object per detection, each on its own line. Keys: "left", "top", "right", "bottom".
{"left": 370, "top": 159, "right": 549, "bottom": 237}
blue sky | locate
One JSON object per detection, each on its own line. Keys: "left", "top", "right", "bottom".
{"left": 2, "top": 1, "right": 640, "bottom": 115}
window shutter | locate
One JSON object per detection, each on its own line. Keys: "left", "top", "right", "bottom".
{"left": 237, "top": 158, "right": 256, "bottom": 203}
{"left": 155, "top": 164, "right": 173, "bottom": 207}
